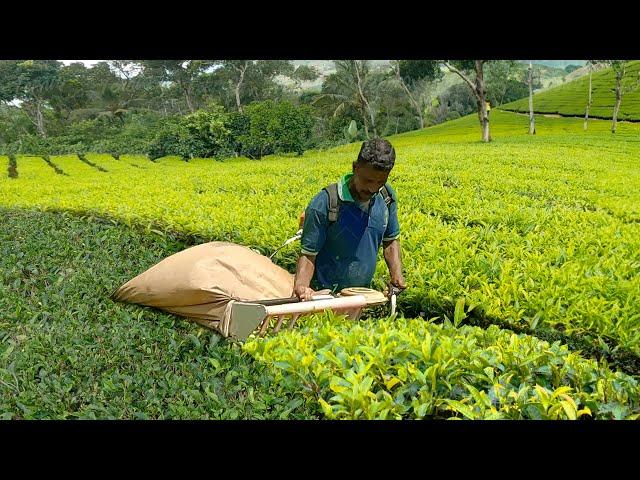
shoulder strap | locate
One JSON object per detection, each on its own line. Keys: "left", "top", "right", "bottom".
{"left": 379, "top": 184, "right": 393, "bottom": 206}
{"left": 323, "top": 183, "right": 340, "bottom": 222}
{"left": 323, "top": 182, "right": 392, "bottom": 223}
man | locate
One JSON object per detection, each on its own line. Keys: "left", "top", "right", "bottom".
{"left": 294, "top": 138, "right": 406, "bottom": 301}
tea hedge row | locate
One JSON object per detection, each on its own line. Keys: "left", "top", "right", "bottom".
{"left": 244, "top": 313, "right": 640, "bottom": 419}
{"left": 0, "top": 207, "right": 318, "bottom": 419}
{"left": 2, "top": 111, "right": 639, "bottom": 358}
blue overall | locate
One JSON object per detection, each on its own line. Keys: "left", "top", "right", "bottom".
{"left": 301, "top": 173, "right": 400, "bottom": 292}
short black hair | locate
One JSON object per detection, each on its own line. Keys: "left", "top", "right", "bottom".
{"left": 356, "top": 138, "right": 396, "bottom": 171}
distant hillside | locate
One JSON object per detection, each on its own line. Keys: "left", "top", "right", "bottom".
{"left": 501, "top": 60, "right": 640, "bottom": 121}
{"left": 289, "top": 60, "right": 391, "bottom": 90}
{"left": 287, "top": 60, "right": 594, "bottom": 95}
{"left": 516, "top": 61, "right": 591, "bottom": 91}
{"left": 525, "top": 60, "right": 586, "bottom": 69}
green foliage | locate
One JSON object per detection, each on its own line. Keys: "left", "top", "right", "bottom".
{"left": 0, "top": 208, "right": 318, "bottom": 419}
{"left": 0, "top": 59, "right": 458, "bottom": 157}
{"left": 147, "top": 116, "right": 184, "bottom": 159}
{"left": 146, "top": 100, "right": 316, "bottom": 160}
{"left": 2, "top": 113, "right": 162, "bottom": 156}
{"left": 346, "top": 120, "right": 358, "bottom": 141}
{"left": 244, "top": 314, "right": 639, "bottom": 419}
{"left": 0, "top": 105, "right": 35, "bottom": 143}
{"left": 179, "top": 104, "right": 232, "bottom": 158}
{"left": 429, "top": 83, "right": 477, "bottom": 124}
{"left": 320, "top": 111, "right": 364, "bottom": 145}
{"left": 240, "top": 100, "right": 315, "bottom": 158}
{"left": 398, "top": 60, "right": 443, "bottom": 84}
{"left": 147, "top": 105, "right": 232, "bottom": 160}
{"left": 484, "top": 61, "right": 530, "bottom": 107}
{"left": 3, "top": 111, "right": 640, "bottom": 360}
{"left": 224, "top": 111, "right": 250, "bottom": 156}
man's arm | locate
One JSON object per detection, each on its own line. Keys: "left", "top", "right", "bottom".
{"left": 383, "top": 239, "right": 406, "bottom": 289}
{"left": 294, "top": 254, "right": 316, "bottom": 300}
{"left": 382, "top": 184, "right": 405, "bottom": 289}
{"left": 294, "top": 192, "right": 329, "bottom": 300}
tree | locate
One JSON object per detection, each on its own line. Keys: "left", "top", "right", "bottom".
{"left": 0, "top": 104, "right": 34, "bottom": 143}
{"left": 93, "top": 84, "right": 138, "bottom": 125}
{"left": 218, "top": 60, "right": 295, "bottom": 113}
{"left": 584, "top": 60, "right": 595, "bottom": 131}
{"left": 12, "top": 60, "right": 62, "bottom": 137}
{"left": 443, "top": 60, "right": 491, "bottom": 142}
{"left": 603, "top": 60, "right": 639, "bottom": 133}
{"left": 0, "top": 60, "right": 20, "bottom": 105}
{"left": 392, "top": 60, "right": 443, "bottom": 129}
{"left": 140, "top": 60, "right": 217, "bottom": 113}
{"left": 431, "top": 83, "right": 477, "bottom": 124}
{"left": 376, "top": 76, "right": 416, "bottom": 135}
{"left": 484, "top": 60, "right": 523, "bottom": 106}
{"left": 223, "top": 60, "right": 250, "bottom": 113}
{"left": 66, "top": 62, "right": 145, "bottom": 126}
{"left": 240, "top": 100, "right": 315, "bottom": 158}
{"left": 527, "top": 61, "right": 536, "bottom": 135}
{"left": 313, "top": 60, "right": 382, "bottom": 139}
{"left": 47, "top": 62, "right": 95, "bottom": 123}
{"left": 289, "top": 64, "right": 320, "bottom": 92}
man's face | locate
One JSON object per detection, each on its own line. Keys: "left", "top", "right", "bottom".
{"left": 351, "top": 162, "right": 390, "bottom": 202}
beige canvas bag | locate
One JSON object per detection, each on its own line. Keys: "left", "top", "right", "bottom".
{"left": 111, "top": 241, "right": 295, "bottom": 336}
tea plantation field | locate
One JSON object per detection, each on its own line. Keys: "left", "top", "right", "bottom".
{"left": 1, "top": 110, "right": 639, "bottom": 419}
{"left": 502, "top": 60, "right": 640, "bottom": 120}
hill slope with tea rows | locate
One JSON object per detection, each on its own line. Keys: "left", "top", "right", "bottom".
{"left": 501, "top": 60, "right": 640, "bottom": 120}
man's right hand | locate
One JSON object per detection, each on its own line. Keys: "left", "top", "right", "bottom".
{"left": 294, "top": 285, "right": 316, "bottom": 301}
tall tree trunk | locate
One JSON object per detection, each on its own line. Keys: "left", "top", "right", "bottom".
{"left": 35, "top": 100, "right": 47, "bottom": 138}
{"left": 612, "top": 73, "right": 623, "bottom": 134}
{"left": 184, "top": 86, "right": 195, "bottom": 113}
{"left": 396, "top": 66, "right": 425, "bottom": 129}
{"left": 528, "top": 62, "right": 536, "bottom": 135}
{"left": 354, "top": 61, "right": 377, "bottom": 137}
{"left": 235, "top": 62, "right": 247, "bottom": 113}
{"left": 361, "top": 108, "right": 370, "bottom": 139}
{"left": 402, "top": 81, "right": 424, "bottom": 129}
{"left": 444, "top": 60, "right": 491, "bottom": 142}
{"left": 612, "top": 86, "right": 622, "bottom": 133}
{"left": 498, "top": 83, "right": 507, "bottom": 106}
{"left": 584, "top": 63, "right": 592, "bottom": 130}
{"left": 475, "top": 61, "right": 490, "bottom": 142}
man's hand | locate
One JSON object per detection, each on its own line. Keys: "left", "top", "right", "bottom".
{"left": 294, "top": 254, "right": 316, "bottom": 301}
{"left": 390, "top": 273, "right": 407, "bottom": 291}
{"left": 383, "top": 239, "right": 406, "bottom": 292}
{"left": 294, "top": 284, "right": 316, "bottom": 301}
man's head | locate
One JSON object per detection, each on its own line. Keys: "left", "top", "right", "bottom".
{"left": 351, "top": 138, "right": 396, "bottom": 202}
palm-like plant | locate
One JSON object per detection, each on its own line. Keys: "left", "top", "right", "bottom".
{"left": 312, "top": 60, "right": 381, "bottom": 139}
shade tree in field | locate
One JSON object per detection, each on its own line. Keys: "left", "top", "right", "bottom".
{"left": 443, "top": 60, "right": 492, "bottom": 142}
